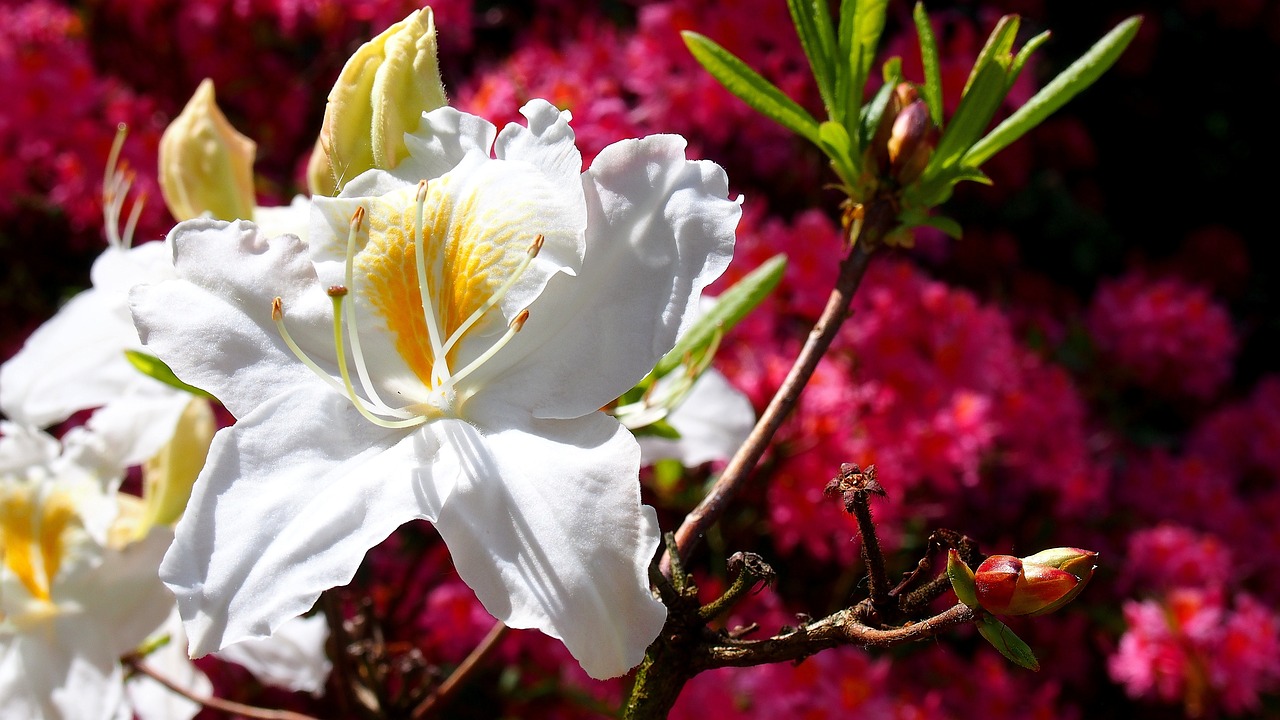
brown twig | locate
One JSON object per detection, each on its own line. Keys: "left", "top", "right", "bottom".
{"left": 826, "top": 463, "right": 891, "bottom": 616}
{"left": 410, "top": 620, "right": 509, "bottom": 719}
{"left": 700, "top": 602, "right": 976, "bottom": 668}
{"left": 123, "top": 657, "right": 320, "bottom": 720}
{"left": 666, "top": 230, "right": 876, "bottom": 571}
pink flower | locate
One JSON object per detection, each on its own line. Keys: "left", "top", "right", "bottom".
{"left": 1088, "top": 272, "right": 1237, "bottom": 400}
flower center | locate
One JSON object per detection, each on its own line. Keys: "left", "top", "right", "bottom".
{"left": 273, "top": 180, "right": 540, "bottom": 429}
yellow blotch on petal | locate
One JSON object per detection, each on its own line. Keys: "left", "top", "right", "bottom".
{"left": 0, "top": 485, "right": 79, "bottom": 603}
{"left": 355, "top": 178, "right": 526, "bottom": 389}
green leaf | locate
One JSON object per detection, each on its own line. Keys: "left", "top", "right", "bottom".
{"left": 683, "top": 31, "right": 822, "bottom": 146}
{"left": 851, "top": 0, "right": 890, "bottom": 106}
{"left": 912, "top": 212, "right": 964, "bottom": 239}
{"left": 858, "top": 75, "right": 897, "bottom": 149}
{"left": 977, "top": 615, "right": 1041, "bottom": 671}
{"left": 654, "top": 254, "right": 787, "bottom": 376}
{"left": 125, "top": 350, "right": 214, "bottom": 399}
{"left": 964, "top": 15, "right": 1020, "bottom": 96}
{"left": 964, "top": 16, "right": 1142, "bottom": 167}
{"left": 928, "top": 58, "right": 1007, "bottom": 170}
{"left": 817, "top": 120, "right": 857, "bottom": 185}
{"left": 947, "top": 550, "right": 979, "bottom": 608}
{"left": 911, "top": 164, "right": 990, "bottom": 207}
{"left": 836, "top": 0, "right": 860, "bottom": 138}
{"left": 913, "top": 2, "right": 944, "bottom": 127}
{"left": 787, "top": 0, "right": 839, "bottom": 119}
{"left": 1007, "top": 30, "right": 1051, "bottom": 93}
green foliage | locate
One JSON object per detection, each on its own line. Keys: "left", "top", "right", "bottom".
{"left": 683, "top": 0, "right": 1141, "bottom": 244}
{"left": 977, "top": 614, "right": 1041, "bottom": 672}
{"left": 125, "top": 350, "right": 214, "bottom": 399}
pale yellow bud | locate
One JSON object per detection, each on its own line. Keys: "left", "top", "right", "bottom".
{"left": 139, "top": 398, "right": 216, "bottom": 534}
{"left": 307, "top": 7, "right": 448, "bottom": 196}
{"left": 158, "top": 79, "right": 257, "bottom": 221}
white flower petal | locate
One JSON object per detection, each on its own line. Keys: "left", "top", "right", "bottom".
{"left": 398, "top": 105, "right": 498, "bottom": 182}
{"left": 215, "top": 613, "right": 331, "bottom": 694}
{"left": 433, "top": 407, "right": 665, "bottom": 679}
{"left": 494, "top": 99, "right": 583, "bottom": 189}
{"left": 161, "top": 388, "right": 463, "bottom": 656}
{"left": 252, "top": 195, "right": 312, "bottom": 241}
{"left": 474, "top": 135, "right": 740, "bottom": 418}
{"left": 0, "top": 615, "right": 130, "bottom": 720}
{"left": 131, "top": 220, "right": 332, "bottom": 419}
{"left": 638, "top": 369, "right": 755, "bottom": 466}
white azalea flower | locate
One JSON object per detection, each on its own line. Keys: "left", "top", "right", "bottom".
{"left": 0, "top": 426, "right": 173, "bottom": 720}
{"left": 131, "top": 99, "right": 740, "bottom": 679}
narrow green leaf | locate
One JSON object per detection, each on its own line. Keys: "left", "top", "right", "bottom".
{"left": 633, "top": 418, "right": 682, "bottom": 440}
{"left": 858, "top": 77, "right": 897, "bottom": 149}
{"left": 964, "top": 16, "right": 1142, "bottom": 167}
{"left": 913, "top": 3, "right": 944, "bottom": 127}
{"left": 846, "top": 0, "right": 890, "bottom": 135}
{"left": 787, "top": 0, "right": 839, "bottom": 119}
{"left": 655, "top": 254, "right": 787, "bottom": 375}
{"left": 837, "top": 0, "right": 862, "bottom": 144}
{"left": 929, "top": 58, "right": 1007, "bottom": 170}
{"left": 978, "top": 615, "right": 1041, "bottom": 671}
{"left": 1007, "top": 30, "right": 1052, "bottom": 93}
{"left": 817, "top": 120, "right": 857, "bottom": 185}
{"left": 911, "top": 165, "right": 990, "bottom": 207}
{"left": 913, "top": 213, "right": 964, "bottom": 239}
{"left": 963, "top": 15, "right": 1019, "bottom": 96}
{"left": 125, "top": 350, "right": 214, "bottom": 399}
{"left": 683, "top": 32, "right": 823, "bottom": 146}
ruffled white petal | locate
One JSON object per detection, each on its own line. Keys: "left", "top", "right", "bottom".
{"left": 638, "top": 369, "right": 755, "bottom": 466}
{"left": 433, "top": 405, "right": 665, "bottom": 679}
{"left": 398, "top": 106, "right": 498, "bottom": 182}
{"left": 494, "top": 100, "right": 584, "bottom": 191}
{"left": 474, "top": 135, "right": 740, "bottom": 419}
{"left": 131, "top": 220, "right": 332, "bottom": 419}
{"left": 161, "top": 388, "right": 464, "bottom": 656}
{"left": 215, "top": 613, "right": 331, "bottom": 694}
{"left": 252, "top": 195, "right": 312, "bottom": 241}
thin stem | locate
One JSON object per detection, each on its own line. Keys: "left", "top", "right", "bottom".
{"left": 124, "top": 658, "right": 320, "bottom": 720}
{"left": 667, "top": 230, "right": 876, "bottom": 570}
{"left": 700, "top": 602, "right": 977, "bottom": 668}
{"left": 847, "top": 485, "right": 891, "bottom": 615}
{"left": 411, "top": 620, "right": 509, "bottom": 719}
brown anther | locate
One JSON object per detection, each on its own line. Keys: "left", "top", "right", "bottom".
{"left": 415, "top": 179, "right": 429, "bottom": 202}
{"left": 350, "top": 205, "right": 366, "bottom": 230}
{"left": 529, "top": 233, "right": 545, "bottom": 257}
{"left": 510, "top": 308, "right": 530, "bottom": 331}
{"left": 327, "top": 285, "right": 349, "bottom": 297}
{"left": 271, "top": 296, "right": 284, "bottom": 321}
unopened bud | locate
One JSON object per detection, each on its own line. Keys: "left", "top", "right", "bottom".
{"left": 139, "top": 398, "right": 216, "bottom": 534}
{"left": 974, "top": 551, "right": 1092, "bottom": 616}
{"left": 159, "top": 79, "right": 257, "bottom": 221}
{"left": 887, "top": 100, "right": 935, "bottom": 184}
{"left": 307, "top": 8, "right": 448, "bottom": 196}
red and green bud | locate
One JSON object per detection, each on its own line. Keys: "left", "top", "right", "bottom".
{"left": 973, "top": 548, "right": 1097, "bottom": 616}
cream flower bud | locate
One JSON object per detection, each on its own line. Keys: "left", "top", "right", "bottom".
{"left": 139, "top": 398, "right": 216, "bottom": 534}
{"left": 306, "top": 7, "right": 448, "bottom": 196}
{"left": 159, "top": 79, "right": 257, "bottom": 221}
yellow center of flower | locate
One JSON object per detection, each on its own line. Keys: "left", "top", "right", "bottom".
{"left": 273, "top": 179, "right": 541, "bottom": 428}
{"left": 0, "top": 484, "right": 78, "bottom": 604}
